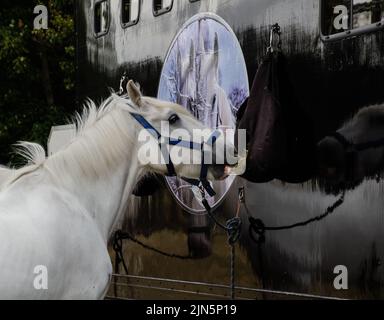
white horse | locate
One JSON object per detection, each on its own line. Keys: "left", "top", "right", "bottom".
{"left": 175, "top": 21, "right": 234, "bottom": 130}
{"left": 197, "top": 26, "right": 234, "bottom": 130}
{"left": 0, "top": 81, "right": 231, "bottom": 299}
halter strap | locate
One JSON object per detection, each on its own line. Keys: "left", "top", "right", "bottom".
{"left": 354, "top": 138, "right": 384, "bottom": 151}
{"left": 329, "top": 132, "right": 354, "bottom": 150}
{"left": 130, "top": 112, "right": 220, "bottom": 197}
{"left": 130, "top": 113, "right": 161, "bottom": 139}
{"left": 130, "top": 113, "right": 176, "bottom": 176}
{"left": 330, "top": 131, "right": 384, "bottom": 152}
{"left": 182, "top": 130, "right": 221, "bottom": 197}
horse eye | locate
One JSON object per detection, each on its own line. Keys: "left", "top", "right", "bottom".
{"left": 168, "top": 114, "right": 180, "bottom": 124}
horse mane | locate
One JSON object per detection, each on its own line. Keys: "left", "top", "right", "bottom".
{"left": 1, "top": 94, "right": 141, "bottom": 189}
{"left": 1, "top": 93, "right": 190, "bottom": 190}
{"left": 12, "top": 94, "right": 131, "bottom": 165}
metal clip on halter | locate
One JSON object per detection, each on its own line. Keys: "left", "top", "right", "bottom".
{"left": 267, "top": 23, "right": 282, "bottom": 54}
{"left": 118, "top": 71, "right": 129, "bottom": 95}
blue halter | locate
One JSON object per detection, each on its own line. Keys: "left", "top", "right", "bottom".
{"left": 130, "top": 112, "right": 220, "bottom": 197}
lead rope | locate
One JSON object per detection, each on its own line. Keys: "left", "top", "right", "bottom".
{"left": 113, "top": 230, "right": 193, "bottom": 269}
{"left": 241, "top": 188, "right": 346, "bottom": 244}
{"left": 232, "top": 186, "right": 346, "bottom": 297}
{"left": 113, "top": 233, "right": 129, "bottom": 274}
{"left": 112, "top": 229, "right": 195, "bottom": 297}
{"left": 112, "top": 232, "right": 129, "bottom": 297}
{"left": 199, "top": 186, "right": 242, "bottom": 300}
{"left": 231, "top": 199, "right": 241, "bottom": 300}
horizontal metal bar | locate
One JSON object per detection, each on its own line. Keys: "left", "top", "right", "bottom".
{"left": 321, "top": 20, "right": 384, "bottom": 42}
{"left": 105, "top": 295, "right": 133, "bottom": 301}
{"left": 110, "top": 282, "right": 252, "bottom": 300}
{"left": 111, "top": 274, "right": 347, "bottom": 300}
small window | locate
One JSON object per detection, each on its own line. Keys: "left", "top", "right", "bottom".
{"left": 353, "top": 0, "right": 383, "bottom": 28}
{"left": 153, "top": 0, "right": 173, "bottom": 16}
{"left": 121, "top": 0, "right": 140, "bottom": 27}
{"left": 94, "top": 0, "right": 110, "bottom": 37}
{"left": 321, "top": 0, "right": 384, "bottom": 41}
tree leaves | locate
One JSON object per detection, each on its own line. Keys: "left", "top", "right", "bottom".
{"left": 0, "top": 0, "right": 75, "bottom": 165}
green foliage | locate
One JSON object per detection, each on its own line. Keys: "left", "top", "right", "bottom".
{"left": 0, "top": 0, "right": 75, "bottom": 165}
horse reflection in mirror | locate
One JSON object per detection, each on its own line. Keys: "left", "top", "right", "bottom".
{"left": 317, "top": 104, "right": 384, "bottom": 192}
{"left": 0, "top": 81, "right": 234, "bottom": 299}
{"left": 175, "top": 20, "right": 234, "bottom": 130}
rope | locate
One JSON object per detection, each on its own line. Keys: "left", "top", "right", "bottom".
{"left": 235, "top": 186, "right": 346, "bottom": 296}
{"left": 112, "top": 230, "right": 194, "bottom": 277}
{"left": 113, "top": 233, "right": 129, "bottom": 275}
{"left": 199, "top": 187, "right": 241, "bottom": 300}
{"left": 244, "top": 190, "right": 346, "bottom": 244}
{"left": 230, "top": 244, "right": 235, "bottom": 300}
{"left": 201, "top": 199, "right": 242, "bottom": 244}
{"left": 113, "top": 230, "right": 193, "bottom": 263}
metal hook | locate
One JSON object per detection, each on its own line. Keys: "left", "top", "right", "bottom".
{"left": 267, "top": 23, "right": 282, "bottom": 54}
{"left": 118, "top": 71, "right": 129, "bottom": 95}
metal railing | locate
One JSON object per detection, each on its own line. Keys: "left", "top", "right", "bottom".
{"left": 106, "top": 274, "right": 347, "bottom": 301}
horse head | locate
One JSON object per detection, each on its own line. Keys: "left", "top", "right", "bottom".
{"left": 126, "top": 80, "right": 237, "bottom": 182}
{"left": 317, "top": 103, "right": 384, "bottom": 191}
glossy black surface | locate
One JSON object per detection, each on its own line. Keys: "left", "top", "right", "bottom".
{"left": 76, "top": 0, "right": 384, "bottom": 299}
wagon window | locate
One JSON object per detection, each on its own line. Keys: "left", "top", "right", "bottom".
{"left": 321, "top": 0, "right": 384, "bottom": 40}
{"left": 122, "top": 0, "right": 140, "bottom": 27}
{"left": 353, "top": 0, "right": 384, "bottom": 28}
{"left": 153, "top": 0, "right": 173, "bottom": 16}
{"left": 94, "top": 0, "right": 109, "bottom": 37}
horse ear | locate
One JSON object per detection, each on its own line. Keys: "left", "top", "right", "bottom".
{"left": 127, "top": 80, "right": 142, "bottom": 107}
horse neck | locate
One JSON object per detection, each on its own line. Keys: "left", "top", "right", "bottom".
{"left": 45, "top": 108, "right": 143, "bottom": 243}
